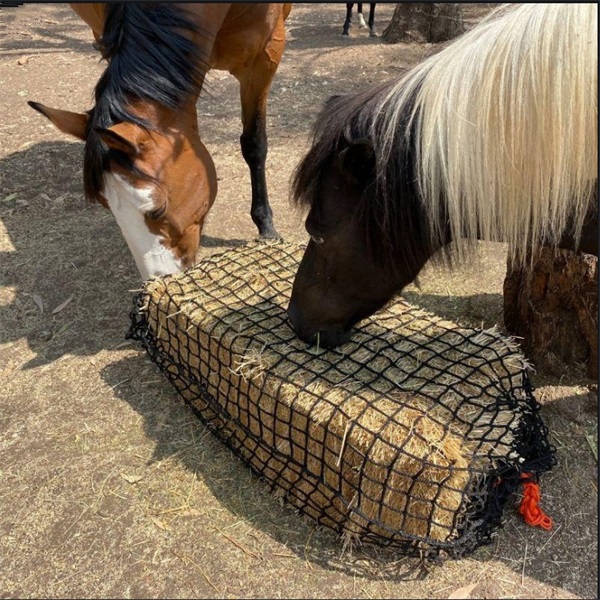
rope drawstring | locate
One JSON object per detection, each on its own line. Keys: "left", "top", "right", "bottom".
{"left": 518, "top": 472, "right": 553, "bottom": 531}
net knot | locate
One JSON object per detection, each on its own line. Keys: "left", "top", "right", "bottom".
{"left": 519, "top": 472, "right": 553, "bottom": 531}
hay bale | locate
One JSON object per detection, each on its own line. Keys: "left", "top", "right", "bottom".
{"left": 129, "top": 242, "right": 554, "bottom": 557}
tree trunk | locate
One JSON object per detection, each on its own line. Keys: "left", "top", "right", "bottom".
{"left": 382, "top": 3, "right": 465, "bottom": 44}
{"left": 504, "top": 249, "right": 598, "bottom": 379}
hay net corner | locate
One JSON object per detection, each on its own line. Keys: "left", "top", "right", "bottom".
{"left": 127, "top": 241, "right": 555, "bottom": 559}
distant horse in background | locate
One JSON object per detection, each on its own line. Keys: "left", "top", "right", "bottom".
{"left": 342, "top": 3, "right": 376, "bottom": 38}
{"left": 29, "top": 3, "right": 291, "bottom": 280}
{"left": 288, "top": 3, "right": 598, "bottom": 348}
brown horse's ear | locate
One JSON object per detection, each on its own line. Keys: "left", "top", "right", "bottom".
{"left": 28, "top": 101, "right": 88, "bottom": 141}
{"left": 338, "top": 138, "right": 375, "bottom": 183}
{"left": 95, "top": 122, "right": 147, "bottom": 156}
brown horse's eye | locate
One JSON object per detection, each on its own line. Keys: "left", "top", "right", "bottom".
{"left": 311, "top": 235, "right": 325, "bottom": 245}
{"left": 146, "top": 205, "right": 167, "bottom": 221}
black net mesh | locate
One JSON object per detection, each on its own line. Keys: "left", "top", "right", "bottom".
{"left": 127, "top": 241, "right": 555, "bottom": 559}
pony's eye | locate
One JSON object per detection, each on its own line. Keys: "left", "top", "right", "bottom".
{"left": 311, "top": 235, "right": 325, "bottom": 245}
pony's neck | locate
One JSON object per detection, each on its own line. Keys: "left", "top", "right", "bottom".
{"left": 438, "top": 206, "right": 598, "bottom": 258}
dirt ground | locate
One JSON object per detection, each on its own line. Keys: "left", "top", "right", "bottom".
{"left": 0, "top": 4, "right": 597, "bottom": 599}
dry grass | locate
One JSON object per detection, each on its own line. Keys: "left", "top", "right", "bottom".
{"left": 0, "top": 4, "right": 596, "bottom": 598}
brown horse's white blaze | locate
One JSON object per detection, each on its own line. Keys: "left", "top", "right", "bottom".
{"left": 102, "top": 174, "right": 182, "bottom": 278}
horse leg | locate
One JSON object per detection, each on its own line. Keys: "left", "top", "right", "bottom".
{"left": 342, "top": 3, "right": 353, "bottom": 37}
{"left": 368, "top": 4, "right": 376, "bottom": 37}
{"left": 237, "top": 80, "right": 278, "bottom": 239}
{"left": 357, "top": 3, "right": 368, "bottom": 29}
{"left": 235, "top": 44, "right": 286, "bottom": 239}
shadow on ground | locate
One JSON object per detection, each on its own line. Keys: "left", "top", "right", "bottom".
{"left": 0, "top": 5, "right": 94, "bottom": 58}
{"left": 402, "top": 290, "right": 505, "bottom": 332}
{"left": 0, "top": 140, "right": 138, "bottom": 366}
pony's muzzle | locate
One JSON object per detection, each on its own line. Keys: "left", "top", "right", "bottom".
{"left": 287, "top": 300, "right": 351, "bottom": 349}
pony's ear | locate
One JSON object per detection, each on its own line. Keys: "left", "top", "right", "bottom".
{"left": 95, "top": 123, "right": 147, "bottom": 156}
{"left": 338, "top": 138, "right": 375, "bottom": 183}
{"left": 28, "top": 101, "right": 88, "bottom": 141}
{"left": 324, "top": 94, "right": 343, "bottom": 110}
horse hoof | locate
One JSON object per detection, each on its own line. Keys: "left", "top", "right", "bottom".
{"left": 341, "top": 33, "right": 350, "bottom": 38}
{"left": 257, "top": 230, "right": 282, "bottom": 242}
{"left": 369, "top": 31, "right": 377, "bottom": 38}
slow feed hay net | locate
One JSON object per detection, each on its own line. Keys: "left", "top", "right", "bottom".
{"left": 128, "top": 242, "right": 555, "bottom": 558}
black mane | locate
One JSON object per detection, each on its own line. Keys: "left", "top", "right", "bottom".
{"left": 85, "top": 3, "right": 207, "bottom": 201}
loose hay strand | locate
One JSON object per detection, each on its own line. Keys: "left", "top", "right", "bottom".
{"left": 230, "top": 342, "right": 275, "bottom": 384}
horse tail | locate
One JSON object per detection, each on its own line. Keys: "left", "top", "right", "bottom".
{"left": 373, "top": 3, "right": 597, "bottom": 263}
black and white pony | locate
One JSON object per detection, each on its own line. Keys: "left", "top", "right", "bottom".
{"left": 289, "top": 3, "right": 598, "bottom": 348}
{"left": 342, "top": 3, "right": 376, "bottom": 38}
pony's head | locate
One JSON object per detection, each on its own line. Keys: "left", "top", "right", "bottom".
{"left": 28, "top": 4, "right": 217, "bottom": 279}
{"left": 287, "top": 92, "right": 437, "bottom": 347}
{"left": 289, "top": 3, "right": 597, "bottom": 348}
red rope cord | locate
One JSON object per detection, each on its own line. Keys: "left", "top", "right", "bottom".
{"left": 518, "top": 472, "right": 553, "bottom": 531}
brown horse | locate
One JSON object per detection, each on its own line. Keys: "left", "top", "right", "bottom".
{"left": 29, "top": 3, "right": 291, "bottom": 279}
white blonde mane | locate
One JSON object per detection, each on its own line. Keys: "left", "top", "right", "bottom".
{"left": 371, "top": 3, "right": 597, "bottom": 262}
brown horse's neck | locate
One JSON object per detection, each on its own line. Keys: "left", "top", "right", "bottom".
{"left": 69, "top": 3, "right": 105, "bottom": 38}
{"left": 124, "top": 97, "right": 199, "bottom": 135}
{"left": 70, "top": 3, "right": 230, "bottom": 78}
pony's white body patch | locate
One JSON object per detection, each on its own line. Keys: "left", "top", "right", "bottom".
{"left": 103, "top": 173, "right": 182, "bottom": 279}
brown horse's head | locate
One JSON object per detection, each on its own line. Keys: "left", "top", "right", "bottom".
{"left": 29, "top": 101, "right": 217, "bottom": 279}
{"left": 29, "top": 4, "right": 218, "bottom": 279}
